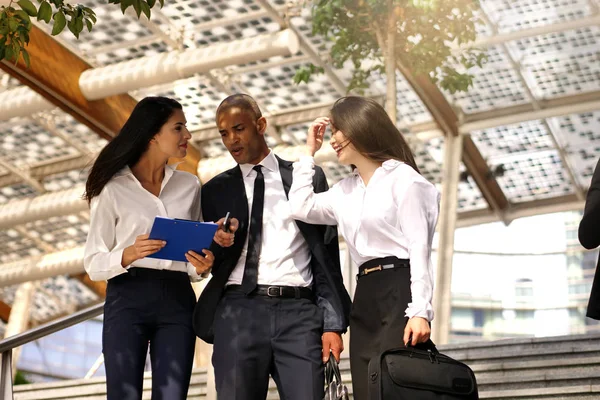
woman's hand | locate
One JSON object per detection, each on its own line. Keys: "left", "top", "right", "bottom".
{"left": 403, "top": 317, "right": 431, "bottom": 347}
{"left": 186, "top": 249, "right": 215, "bottom": 275}
{"left": 121, "top": 234, "right": 165, "bottom": 267}
{"left": 213, "top": 217, "right": 239, "bottom": 248}
{"left": 306, "top": 117, "right": 330, "bottom": 156}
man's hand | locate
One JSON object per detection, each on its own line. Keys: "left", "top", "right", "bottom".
{"left": 213, "top": 217, "right": 239, "bottom": 247}
{"left": 322, "top": 332, "right": 344, "bottom": 363}
{"left": 403, "top": 317, "right": 431, "bottom": 347}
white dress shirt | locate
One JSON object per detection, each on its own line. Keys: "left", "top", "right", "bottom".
{"left": 289, "top": 157, "right": 440, "bottom": 321}
{"left": 84, "top": 164, "right": 205, "bottom": 282}
{"left": 227, "top": 151, "right": 313, "bottom": 287}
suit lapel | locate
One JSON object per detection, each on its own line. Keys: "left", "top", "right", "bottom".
{"left": 276, "top": 155, "right": 320, "bottom": 248}
{"left": 228, "top": 166, "right": 249, "bottom": 241}
{"left": 277, "top": 155, "right": 293, "bottom": 199}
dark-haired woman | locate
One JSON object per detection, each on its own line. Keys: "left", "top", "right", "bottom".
{"left": 83, "top": 96, "right": 235, "bottom": 400}
{"left": 288, "top": 96, "right": 440, "bottom": 400}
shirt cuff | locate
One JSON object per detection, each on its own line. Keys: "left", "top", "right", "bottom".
{"left": 405, "top": 302, "right": 434, "bottom": 321}
{"left": 105, "top": 249, "right": 127, "bottom": 280}
{"left": 298, "top": 155, "right": 315, "bottom": 164}
{"left": 187, "top": 263, "right": 206, "bottom": 282}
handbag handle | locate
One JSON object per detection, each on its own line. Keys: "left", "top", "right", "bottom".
{"left": 325, "top": 352, "right": 343, "bottom": 385}
{"left": 406, "top": 339, "right": 439, "bottom": 354}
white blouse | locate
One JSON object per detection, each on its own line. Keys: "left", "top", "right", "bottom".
{"left": 84, "top": 164, "right": 204, "bottom": 282}
{"left": 289, "top": 157, "right": 440, "bottom": 321}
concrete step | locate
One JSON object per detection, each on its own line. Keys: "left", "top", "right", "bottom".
{"left": 473, "top": 356, "right": 600, "bottom": 390}
{"left": 480, "top": 385, "right": 600, "bottom": 399}
{"left": 13, "top": 334, "right": 600, "bottom": 399}
{"left": 14, "top": 370, "right": 208, "bottom": 399}
{"left": 438, "top": 333, "right": 600, "bottom": 364}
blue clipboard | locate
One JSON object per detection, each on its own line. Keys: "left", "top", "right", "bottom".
{"left": 147, "top": 216, "right": 218, "bottom": 262}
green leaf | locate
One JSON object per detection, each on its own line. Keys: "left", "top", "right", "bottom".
{"left": 8, "top": 16, "right": 18, "bottom": 32}
{"left": 158, "top": 0, "right": 164, "bottom": 8}
{"left": 5, "top": 44, "right": 14, "bottom": 62}
{"left": 37, "top": 1, "right": 52, "bottom": 23}
{"left": 140, "top": 1, "right": 150, "bottom": 19}
{"left": 51, "top": 11, "right": 66, "bottom": 35}
{"left": 21, "top": 48, "right": 30, "bottom": 67}
{"left": 15, "top": 10, "right": 32, "bottom": 28}
{"left": 66, "top": 15, "right": 80, "bottom": 38}
{"left": 147, "top": 0, "right": 156, "bottom": 8}
{"left": 0, "top": 46, "right": 5, "bottom": 60}
{"left": 120, "top": 0, "right": 134, "bottom": 14}
{"left": 75, "top": 16, "right": 83, "bottom": 34}
{"left": 84, "top": 18, "right": 92, "bottom": 32}
{"left": 17, "top": 0, "right": 37, "bottom": 17}
{"left": 132, "top": 0, "right": 142, "bottom": 18}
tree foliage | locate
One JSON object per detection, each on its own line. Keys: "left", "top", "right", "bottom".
{"left": 0, "top": 0, "right": 161, "bottom": 68}
{"left": 294, "top": 0, "right": 487, "bottom": 94}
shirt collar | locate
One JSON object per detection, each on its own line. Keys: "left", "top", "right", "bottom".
{"left": 381, "top": 159, "right": 403, "bottom": 171}
{"left": 351, "top": 159, "right": 404, "bottom": 181}
{"left": 239, "top": 150, "right": 278, "bottom": 177}
{"left": 115, "top": 162, "right": 180, "bottom": 181}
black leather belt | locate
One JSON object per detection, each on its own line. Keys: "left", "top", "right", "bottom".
{"left": 226, "top": 284, "right": 313, "bottom": 300}
{"left": 357, "top": 256, "right": 410, "bottom": 280}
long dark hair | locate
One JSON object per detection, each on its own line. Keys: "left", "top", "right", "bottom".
{"left": 84, "top": 96, "right": 183, "bottom": 203}
{"left": 330, "top": 96, "right": 420, "bottom": 173}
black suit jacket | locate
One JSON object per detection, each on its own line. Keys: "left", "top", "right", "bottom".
{"left": 193, "top": 155, "right": 352, "bottom": 343}
{"left": 581, "top": 158, "right": 600, "bottom": 320}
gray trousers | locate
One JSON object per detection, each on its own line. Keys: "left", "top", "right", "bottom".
{"left": 212, "top": 290, "right": 324, "bottom": 400}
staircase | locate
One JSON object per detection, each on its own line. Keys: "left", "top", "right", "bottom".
{"left": 13, "top": 333, "right": 600, "bottom": 399}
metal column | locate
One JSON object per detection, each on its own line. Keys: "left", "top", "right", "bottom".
{"left": 4, "top": 281, "right": 36, "bottom": 378}
{"left": 0, "top": 349, "right": 13, "bottom": 400}
{"left": 432, "top": 133, "right": 463, "bottom": 345}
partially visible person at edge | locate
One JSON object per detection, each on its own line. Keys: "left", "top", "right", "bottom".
{"left": 83, "top": 96, "right": 237, "bottom": 400}
{"left": 193, "top": 94, "right": 351, "bottom": 400}
{"left": 580, "top": 158, "right": 600, "bottom": 320}
{"left": 288, "top": 96, "right": 440, "bottom": 400}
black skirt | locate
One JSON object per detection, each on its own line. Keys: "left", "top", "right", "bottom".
{"left": 349, "top": 256, "right": 411, "bottom": 400}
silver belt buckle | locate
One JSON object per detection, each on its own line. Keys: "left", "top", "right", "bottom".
{"left": 267, "top": 286, "right": 283, "bottom": 297}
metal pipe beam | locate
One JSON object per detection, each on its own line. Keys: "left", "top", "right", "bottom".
{"left": 0, "top": 185, "right": 86, "bottom": 230}
{"left": 470, "top": 14, "right": 600, "bottom": 50}
{"left": 0, "top": 154, "right": 93, "bottom": 188}
{"left": 0, "top": 158, "right": 46, "bottom": 194}
{"left": 456, "top": 194, "right": 585, "bottom": 228}
{"left": 79, "top": 29, "right": 299, "bottom": 100}
{"left": 0, "top": 248, "right": 84, "bottom": 288}
{"left": 460, "top": 98, "right": 600, "bottom": 133}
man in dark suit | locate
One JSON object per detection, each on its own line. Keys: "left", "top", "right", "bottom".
{"left": 193, "top": 94, "right": 352, "bottom": 400}
{"left": 580, "top": 158, "right": 600, "bottom": 320}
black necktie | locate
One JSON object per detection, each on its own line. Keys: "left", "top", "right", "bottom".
{"left": 241, "top": 165, "right": 264, "bottom": 294}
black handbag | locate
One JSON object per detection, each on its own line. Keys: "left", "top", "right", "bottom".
{"left": 367, "top": 341, "right": 478, "bottom": 399}
{"left": 324, "top": 353, "right": 350, "bottom": 400}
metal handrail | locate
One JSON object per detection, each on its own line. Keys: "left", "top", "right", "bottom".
{"left": 0, "top": 302, "right": 104, "bottom": 354}
{"left": 0, "top": 302, "right": 104, "bottom": 399}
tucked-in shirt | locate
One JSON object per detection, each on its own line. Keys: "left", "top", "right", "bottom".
{"left": 227, "top": 151, "right": 313, "bottom": 287}
{"left": 289, "top": 156, "right": 440, "bottom": 321}
{"left": 84, "top": 164, "right": 204, "bottom": 282}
